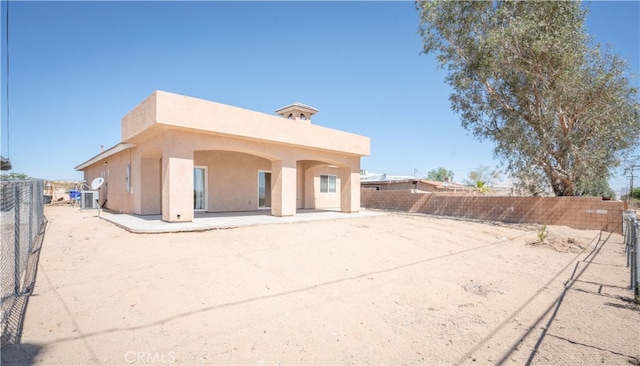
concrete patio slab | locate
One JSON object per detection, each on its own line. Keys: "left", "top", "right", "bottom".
{"left": 98, "top": 208, "right": 383, "bottom": 233}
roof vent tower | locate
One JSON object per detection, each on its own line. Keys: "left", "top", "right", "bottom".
{"left": 275, "top": 102, "right": 318, "bottom": 124}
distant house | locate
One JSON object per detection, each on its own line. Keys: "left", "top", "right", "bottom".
{"left": 360, "top": 172, "right": 470, "bottom": 193}
{"left": 75, "top": 91, "right": 370, "bottom": 222}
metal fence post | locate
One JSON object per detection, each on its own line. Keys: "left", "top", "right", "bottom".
{"left": 622, "top": 211, "right": 638, "bottom": 297}
{"left": 37, "top": 180, "right": 44, "bottom": 234}
{"left": 635, "top": 222, "right": 640, "bottom": 301}
{"left": 633, "top": 228, "right": 637, "bottom": 293}
{"left": 624, "top": 223, "right": 633, "bottom": 267}
{"left": 631, "top": 216, "right": 637, "bottom": 293}
{"left": 624, "top": 213, "right": 629, "bottom": 266}
{"left": 13, "top": 184, "right": 20, "bottom": 297}
{"left": 29, "top": 182, "right": 34, "bottom": 252}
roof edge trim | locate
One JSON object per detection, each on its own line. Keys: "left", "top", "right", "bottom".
{"left": 74, "top": 143, "right": 137, "bottom": 171}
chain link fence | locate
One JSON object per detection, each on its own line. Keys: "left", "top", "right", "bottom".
{"left": 623, "top": 210, "right": 640, "bottom": 302}
{"left": 1, "top": 179, "right": 47, "bottom": 346}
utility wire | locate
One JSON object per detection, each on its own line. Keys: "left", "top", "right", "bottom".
{"left": 4, "top": 0, "right": 9, "bottom": 159}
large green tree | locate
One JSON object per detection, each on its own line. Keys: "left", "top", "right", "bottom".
{"left": 426, "top": 167, "right": 454, "bottom": 181}
{"left": 417, "top": 1, "right": 640, "bottom": 196}
{"left": 0, "top": 172, "right": 30, "bottom": 180}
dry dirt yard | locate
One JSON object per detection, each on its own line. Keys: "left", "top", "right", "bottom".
{"left": 2, "top": 205, "right": 639, "bottom": 365}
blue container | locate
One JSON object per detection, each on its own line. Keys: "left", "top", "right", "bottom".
{"left": 69, "top": 190, "right": 81, "bottom": 200}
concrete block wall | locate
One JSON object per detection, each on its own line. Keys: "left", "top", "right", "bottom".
{"left": 360, "top": 190, "right": 624, "bottom": 233}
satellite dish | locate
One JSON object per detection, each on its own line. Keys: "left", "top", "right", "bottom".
{"left": 91, "top": 177, "right": 105, "bottom": 190}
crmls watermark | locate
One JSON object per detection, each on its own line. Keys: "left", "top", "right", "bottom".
{"left": 124, "top": 351, "right": 176, "bottom": 364}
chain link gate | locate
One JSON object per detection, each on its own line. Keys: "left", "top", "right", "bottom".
{"left": 1, "top": 179, "right": 47, "bottom": 345}
{"left": 622, "top": 210, "right": 640, "bottom": 302}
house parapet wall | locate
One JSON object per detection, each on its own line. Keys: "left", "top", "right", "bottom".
{"left": 361, "top": 190, "right": 624, "bottom": 233}
{"left": 122, "top": 91, "right": 370, "bottom": 157}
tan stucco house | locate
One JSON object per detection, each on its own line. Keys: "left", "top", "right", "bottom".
{"left": 75, "top": 91, "right": 370, "bottom": 222}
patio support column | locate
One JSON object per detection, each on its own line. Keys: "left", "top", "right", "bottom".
{"left": 304, "top": 165, "right": 316, "bottom": 209}
{"left": 271, "top": 158, "right": 297, "bottom": 217}
{"left": 340, "top": 165, "right": 360, "bottom": 213}
{"left": 162, "top": 151, "right": 194, "bottom": 222}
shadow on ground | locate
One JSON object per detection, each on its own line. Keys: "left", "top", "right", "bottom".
{"left": 1, "top": 343, "right": 42, "bottom": 366}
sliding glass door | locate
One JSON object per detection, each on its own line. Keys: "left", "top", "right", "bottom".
{"left": 194, "top": 166, "right": 207, "bottom": 211}
{"left": 258, "top": 171, "right": 271, "bottom": 208}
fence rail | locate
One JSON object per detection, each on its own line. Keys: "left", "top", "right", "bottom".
{"left": 1, "top": 179, "right": 47, "bottom": 345}
{"left": 622, "top": 210, "right": 640, "bottom": 302}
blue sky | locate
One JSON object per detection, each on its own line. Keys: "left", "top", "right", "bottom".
{"left": 1, "top": 1, "right": 638, "bottom": 195}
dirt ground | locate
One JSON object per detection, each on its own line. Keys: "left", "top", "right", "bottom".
{"left": 2, "top": 205, "right": 639, "bottom": 365}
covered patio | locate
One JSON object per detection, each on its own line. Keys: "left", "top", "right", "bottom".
{"left": 99, "top": 208, "right": 382, "bottom": 233}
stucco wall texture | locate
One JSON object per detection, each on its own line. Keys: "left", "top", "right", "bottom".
{"left": 360, "top": 190, "right": 625, "bottom": 233}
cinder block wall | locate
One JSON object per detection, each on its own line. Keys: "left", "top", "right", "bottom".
{"left": 360, "top": 190, "right": 624, "bottom": 233}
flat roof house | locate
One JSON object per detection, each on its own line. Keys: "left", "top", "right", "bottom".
{"left": 361, "top": 176, "right": 471, "bottom": 193}
{"left": 75, "top": 91, "right": 370, "bottom": 222}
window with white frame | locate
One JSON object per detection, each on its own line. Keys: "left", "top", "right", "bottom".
{"left": 320, "top": 175, "right": 336, "bottom": 193}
